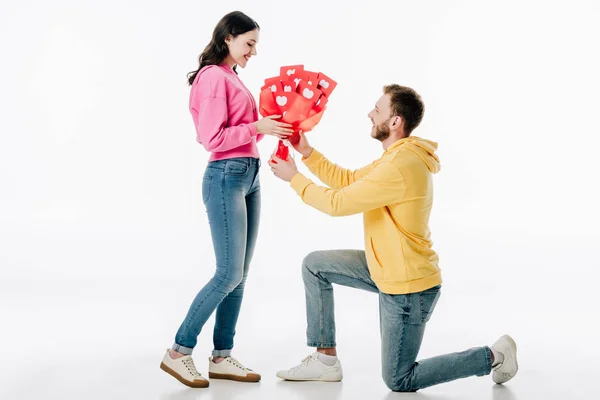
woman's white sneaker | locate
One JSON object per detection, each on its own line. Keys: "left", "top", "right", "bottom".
{"left": 160, "top": 350, "right": 209, "bottom": 388}
{"left": 276, "top": 352, "right": 343, "bottom": 382}
{"left": 491, "top": 335, "right": 518, "bottom": 384}
{"left": 208, "top": 356, "right": 261, "bottom": 382}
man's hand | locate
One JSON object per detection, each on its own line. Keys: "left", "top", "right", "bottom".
{"left": 291, "top": 131, "right": 313, "bottom": 159}
{"left": 268, "top": 154, "right": 299, "bottom": 182}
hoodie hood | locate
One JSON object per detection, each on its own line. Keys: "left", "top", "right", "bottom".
{"left": 386, "top": 136, "right": 441, "bottom": 173}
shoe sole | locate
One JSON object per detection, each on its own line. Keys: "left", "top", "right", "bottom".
{"left": 160, "top": 362, "right": 210, "bottom": 388}
{"left": 276, "top": 373, "right": 342, "bottom": 382}
{"left": 209, "top": 372, "right": 261, "bottom": 382}
{"left": 493, "top": 335, "right": 518, "bottom": 384}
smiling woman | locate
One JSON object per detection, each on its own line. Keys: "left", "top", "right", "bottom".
{"left": 187, "top": 11, "right": 260, "bottom": 84}
{"left": 158, "top": 10, "right": 294, "bottom": 389}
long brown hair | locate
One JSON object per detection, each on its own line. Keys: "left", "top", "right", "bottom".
{"left": 187, "top": 11, "right": 260, "bottom": 86}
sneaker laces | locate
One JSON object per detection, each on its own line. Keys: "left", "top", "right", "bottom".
{"left": 291, "top": 353, "right": 319, "bottom": 372}
{"left": 182, "top": 357, "right": 202, "bottom": 377}
{"left": 226, "top": 356, "right": 252, "bottom": 371}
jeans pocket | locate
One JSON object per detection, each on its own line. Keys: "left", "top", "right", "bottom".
{"left": 202, "top": 174, "right": 212, "bottom": 203}
{"left": 225, "top": 159, "right": 249, "bottom": 175}
{"left": 420, "top": 285, "right": 441, "bottom": 323}
{"left": 380, "top": 292, "right": 412, "bottom": 323}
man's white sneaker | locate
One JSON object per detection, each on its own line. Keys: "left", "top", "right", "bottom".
{"left": 160, "top": 349, "right": 209, "bottom": 388}
{"left": 276, "top": 352, "right": 343, "bottom": 382}
{"left": 492, "top": 335, "right": 518, "bottom": 384}
{"left": 208, "top": 356, "right": 261, "bottom": 382}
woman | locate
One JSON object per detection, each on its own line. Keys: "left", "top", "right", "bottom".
{"left": 160, "top": 11, "right": 293, "bottom": 388}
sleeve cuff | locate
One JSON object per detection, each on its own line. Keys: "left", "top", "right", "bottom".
{"left": 248, "top": 122, "right": 258, "bottom": 137}
{"left": 302, "top": 148, "right": 323, "bottom": 169}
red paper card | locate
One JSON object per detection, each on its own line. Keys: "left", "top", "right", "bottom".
{"left": 306, "top": 72, "right": 319, "bottom": 86}
{"left": 272, "top": 91, "right": 293, "bottom": 112}
{"left": 280, "top": 65, "right": 304, "bottom": 80}
{"left": 314, "top": 94, "right": 328, "bottom": 112}
{"left": 281, "top": 67, "right": 309, "bottom": 88}
{"left": 294, "top": 70, "right": 310, "bottom": 87}
{"left": 280, "top": 80, "right": 296, "bottom": 93}
{"left": 316, "top": 72, "right": 337, "bottom": 97}
{"left": 262, "top": 78, "right": 282, "bottom": 93}
{"left": 296, "top": 81, "right": 322, "bottom": 103}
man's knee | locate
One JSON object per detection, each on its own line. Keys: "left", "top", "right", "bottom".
{"left": 382, "top": 370, "right": 400, "bottom": 391}
{"left": 302, "top": 251, "right": 325, "bottom": 276}
{"left": 382, "top": 371, "right": 415, "bottom": 392}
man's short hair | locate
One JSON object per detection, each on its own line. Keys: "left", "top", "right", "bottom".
{"left": 383, "top": 84, "right": 425, "bottom": 135}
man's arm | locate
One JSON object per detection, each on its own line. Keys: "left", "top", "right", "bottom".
{"left": 302, "top": 149, "right": 376, "bottom": 189}
{"left": 290, "top": 159, "right": 404, "bottom": 216}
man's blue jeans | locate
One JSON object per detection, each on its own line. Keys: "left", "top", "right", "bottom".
{"left": 302, "top": 249, "right": 492, "bottom": 391}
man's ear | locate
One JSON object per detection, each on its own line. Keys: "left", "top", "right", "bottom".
{"left": 390, "top": 115, "right": 404, "bottom": 130}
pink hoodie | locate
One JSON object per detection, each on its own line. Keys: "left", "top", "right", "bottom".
{"left": 189, "top": 64, "right": 264, "bottom": 162}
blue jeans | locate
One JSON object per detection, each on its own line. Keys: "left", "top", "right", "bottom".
{"left": 302, "top": 250, "right": 492, "bottom": 392}
{"left": 173, "top": 157, "right": 261, "bottom": 357}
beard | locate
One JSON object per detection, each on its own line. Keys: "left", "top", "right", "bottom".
{"left": 372, "top": 119, "right": 391, "bottom": 142}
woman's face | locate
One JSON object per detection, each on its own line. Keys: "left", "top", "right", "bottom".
{"left": 226, "top": 29, "right": 259, "bottom": 68}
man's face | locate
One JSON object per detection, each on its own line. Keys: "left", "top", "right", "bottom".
{"left": 367, "top": 94, "right": 392, "bottom": 142}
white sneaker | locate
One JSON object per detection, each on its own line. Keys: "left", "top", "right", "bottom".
{"left": 160, "top": 349, "right": 209, "bottom": 388}
{"left": 208, "top": 356, "right": 261, "bottom": 382}
{"left": 276, "top": 352, "right": 343, "bottom": 382}
{"left": 492, "top": 335, "right": 518, "bottom": 384}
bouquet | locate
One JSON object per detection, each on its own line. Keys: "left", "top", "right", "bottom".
{"left": 258, "top": 64, "right": 337, "bottom": 160}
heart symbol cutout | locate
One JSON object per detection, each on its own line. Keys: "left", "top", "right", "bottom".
{"left": 276, "top": 96, "right": 288, "bottom": 106}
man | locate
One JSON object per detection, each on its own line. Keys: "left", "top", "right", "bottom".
{"left": 268, "top": 84, "right": 518, "bottom": 392}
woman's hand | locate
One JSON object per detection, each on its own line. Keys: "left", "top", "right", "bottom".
{"left": 254, "top": 115, "right": 294, "bottom": 139}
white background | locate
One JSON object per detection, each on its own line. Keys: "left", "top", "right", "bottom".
{"left": 1, "top": 0, "right": 599, "bottom": 399}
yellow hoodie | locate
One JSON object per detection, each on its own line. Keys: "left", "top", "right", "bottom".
{"left": 290, "top": 136, "right": 442, "bottom": 294}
